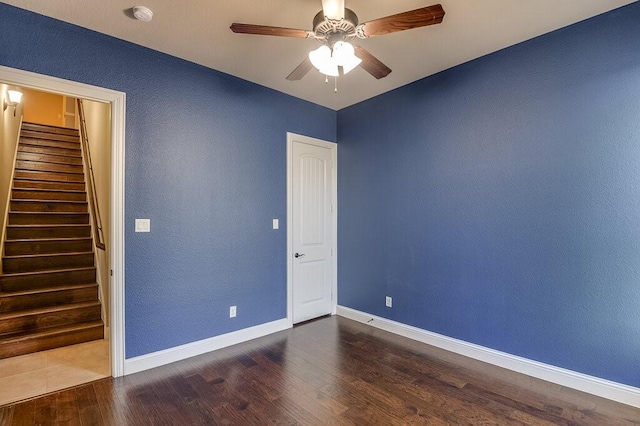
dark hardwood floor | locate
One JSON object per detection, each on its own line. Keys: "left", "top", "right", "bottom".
{"left": 0, "top": 316, "right": 638, "bottom": 425}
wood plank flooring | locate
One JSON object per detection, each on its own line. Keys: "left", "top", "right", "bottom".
{"left": 0, "top": 316, "right": 638, "bottom": 425}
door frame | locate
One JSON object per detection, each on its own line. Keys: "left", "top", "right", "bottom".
{"left": 286, "top": 132, "right": 337, "bottom": 326}
{"left": 0, "top": 65, "right": 126, "bottom": 377}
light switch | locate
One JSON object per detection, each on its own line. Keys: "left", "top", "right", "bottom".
{"left": 135, "top": 219, "right": 151, "bottom": 233}
{"left": 272, "top": 219, "right": 279, "bottom": 230}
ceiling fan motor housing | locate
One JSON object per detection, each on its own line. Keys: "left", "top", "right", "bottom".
{"left": 313, "top": 8, "right": 359, "bottom": 42}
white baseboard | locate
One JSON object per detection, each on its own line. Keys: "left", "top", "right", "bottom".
{"left": 124, "top": 318, "right": 291, "bottom": 375}
{"left": 337, "top": 306, "right": 640, "bottom": 409}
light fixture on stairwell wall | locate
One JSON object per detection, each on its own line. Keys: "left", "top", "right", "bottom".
{"left": 3, "top": 89, "right": 23, "bottom": 117}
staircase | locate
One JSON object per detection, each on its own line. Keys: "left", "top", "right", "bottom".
{"left": 0, "top": 122, "right": 104, "bottom": 359}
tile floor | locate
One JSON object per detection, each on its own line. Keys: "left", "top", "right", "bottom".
{"left": 0, "top": 338, "right": 110, "bottom": 406}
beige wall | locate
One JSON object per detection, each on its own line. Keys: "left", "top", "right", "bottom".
{"left": 82, "top": 99, "right": 111, "bottom": 325}
{"left": 22, "top": 88, "right": 64, "bottom": 127}
{"left": 1, "top": 84, "right": 24, "bottom": 273}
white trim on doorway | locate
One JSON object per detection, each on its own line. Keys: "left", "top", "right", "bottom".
{"left": 286, "top": 132, "right": 338, "bottom": 326}
{"left": 0, "top": 65, "right": 126, "bottom": 377}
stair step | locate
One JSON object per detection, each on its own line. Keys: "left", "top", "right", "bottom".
{"left": 6, "top": 224, "right": 91, "bottom": 239}
{"left": 8, "top": 212, "right": 89, "bottom": 225}
{"left": 2, "top": 252, "right": 94, "bottom": 274}
{"left": 11, "top": 199, "right": 88, "bottom": 213}
{"left": 20, "top": 137, "right": 81, "bottom": 151}
{"left": 0, "top": 301, "right": 101, "bottom": 335}
{"left": 14, "top": 170, "right": 85, "bottom": 182}
{"left": 0, "top": 267, "right": 96, "bottom": 292}
{"left": 22, "top": 122, "right": 79, "bottom": 137}
{"left": 20, "top": 130, "right": 80, "bottom": 144}
{"left": 12, "top": 179, "right": 85, "bottom": 191}
{"left": 17, "top": 151, "right": 83, "bottom": 166}
{"left": 18, "top": 144, "right": 82, "bottom": 158}
{"left": 0, "top": 320, "right": 103, "bottom": 359}
{"left": 16, "top": 159, "right": 84, "bottom": 174}
{"left": 4, "top": 238, "right": 93, "bottom": 256}
{"left": 0, "top": 284, "right": 99, "bottom": 313}
{"left": 12, "top": 188, "right": 86, "bottom": 202}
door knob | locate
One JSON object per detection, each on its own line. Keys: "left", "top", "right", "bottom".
{"left": 294, "top": 253, "right": 305, "bottom": 258}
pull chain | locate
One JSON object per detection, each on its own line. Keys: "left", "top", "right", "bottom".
{"left": 322, "top": 75, "right": 339, "bottom": 93}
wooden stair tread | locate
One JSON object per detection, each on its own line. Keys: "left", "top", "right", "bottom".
{"left": 0, "top": 320, "right": 103, "bottom": 344}
{"left": 0, "top": 301, "right": 101, "bottom": 320}
{"left": 19, "top": 131, "right": 80, "bottom": 143}
{"left": 15, "top": 163, "right": 84, "bottom": 174}
{"left": 13, "top": 171, "right": 86, "bottom": 182}
{"left": 16, "top": 152, "right": 83, "bottom": 164}
{"left": 0, "top": 283, "right": 97, "bottom": 298}
{"left": 18, "top": 145, "right": 82, "bottom": 157}
{"left": 12, "top": 181, "right": 86, "bottom": 191}
{"left": 21, "top": 122, "right": 79, "bottom": 135}
{"left": 14, "top": 176, "right": 85, "bottom": 182}
{"left": 4, "top": 237, "right": 92, "bottom": 243}
{"left": 15, "top": 168, "right": 84, "bottom": 176}
{"left": 9, "top": 211, "right": 89, "bottom": 215}
{"left": 12, "top": 187, "right": 86, "bottom": 194}
{"left": 11, "top": 199, "right": 88, "bottom": 204}
{"left": 0, "top": 266, "right": 95, "bottom": 279}
{"left": 7, "top": 224, "right": 89, "bottom": 229}
{"left": 3, "top": 251, "right": 94, "bottom": 260}
{"left": 18, "top": 139, "right": 81, "bottom": 149}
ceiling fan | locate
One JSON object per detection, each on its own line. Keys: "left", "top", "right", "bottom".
{"left": 230, "top": 0, "right": 445, "bottom": 81}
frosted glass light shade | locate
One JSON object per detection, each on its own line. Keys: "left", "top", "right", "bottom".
{"left": 309, "top": 45, "right": 339, "bottom": 77}
{"left": 7, "top": 90, "right": 22, "bottom": 104}
{"left": 332, "top": 41, "right": 361, "bottom": 74}
{"left": 309, "top": 45, "right": 331, "bottom": 70}
{"left": 319, "top": 63, "right": 339, "bottom": 77}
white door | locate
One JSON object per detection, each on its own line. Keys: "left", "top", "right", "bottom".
{"left": 288, "top": 133, "right": 336, "bottom": 324}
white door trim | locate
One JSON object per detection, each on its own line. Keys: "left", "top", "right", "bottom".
{"left": 0, "top": 65, "right": 126, "bottom": 377}
{"left": 286, "top": 132, "right": 337, "bottom": 326}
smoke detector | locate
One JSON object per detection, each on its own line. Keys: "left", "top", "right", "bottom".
{"left": 132, "top": 6, "right": 153, "bottom": 22}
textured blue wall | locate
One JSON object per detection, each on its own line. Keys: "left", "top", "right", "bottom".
{"left": 338, "top": 3, "right": 640, "bottom": 388}
{"left": 0, "top": 4, "right": 336, "bottom": 358}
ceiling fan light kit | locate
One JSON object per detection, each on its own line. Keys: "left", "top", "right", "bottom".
{"left": 230, "top": 1, "right": 445, "bottom": 85}
{"left": 309, "top": 41, "right": 362, "bottom": 77}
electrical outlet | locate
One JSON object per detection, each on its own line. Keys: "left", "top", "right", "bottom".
{"left": 230, "top": 306, "right": 237, "bottom": 318}
{"left": 385, "top": 296, "right": 392, "bottom": 308}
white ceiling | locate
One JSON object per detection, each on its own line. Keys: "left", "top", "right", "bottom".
{"left": 2, "top": 0, "right": 636, "bottom": 110}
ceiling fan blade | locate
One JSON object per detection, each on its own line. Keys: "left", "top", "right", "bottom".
{"left": 354, "top": 46, "right": 392, "bottom": 79}
{"left": 322, "top": 0, "right": 345, "bottom": 20}
{"left": 357, "top": 4, "right": 445, "bottom": 38}
{"left": 230, "top": 23, "right": 312, "bottom": 38}
{"left": 286, "top": 57, "right": 314, "bottom": 81}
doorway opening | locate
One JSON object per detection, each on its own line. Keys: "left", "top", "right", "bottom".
{"left": 0, "top": 65, "right": 125, "bottom": 404}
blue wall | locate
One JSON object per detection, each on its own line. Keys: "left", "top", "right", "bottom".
{"left": 0, "top": 4, "right": 336, "bottom": 358}
{"left": 338, "top": 3, "right": 640, "bottom": 387}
